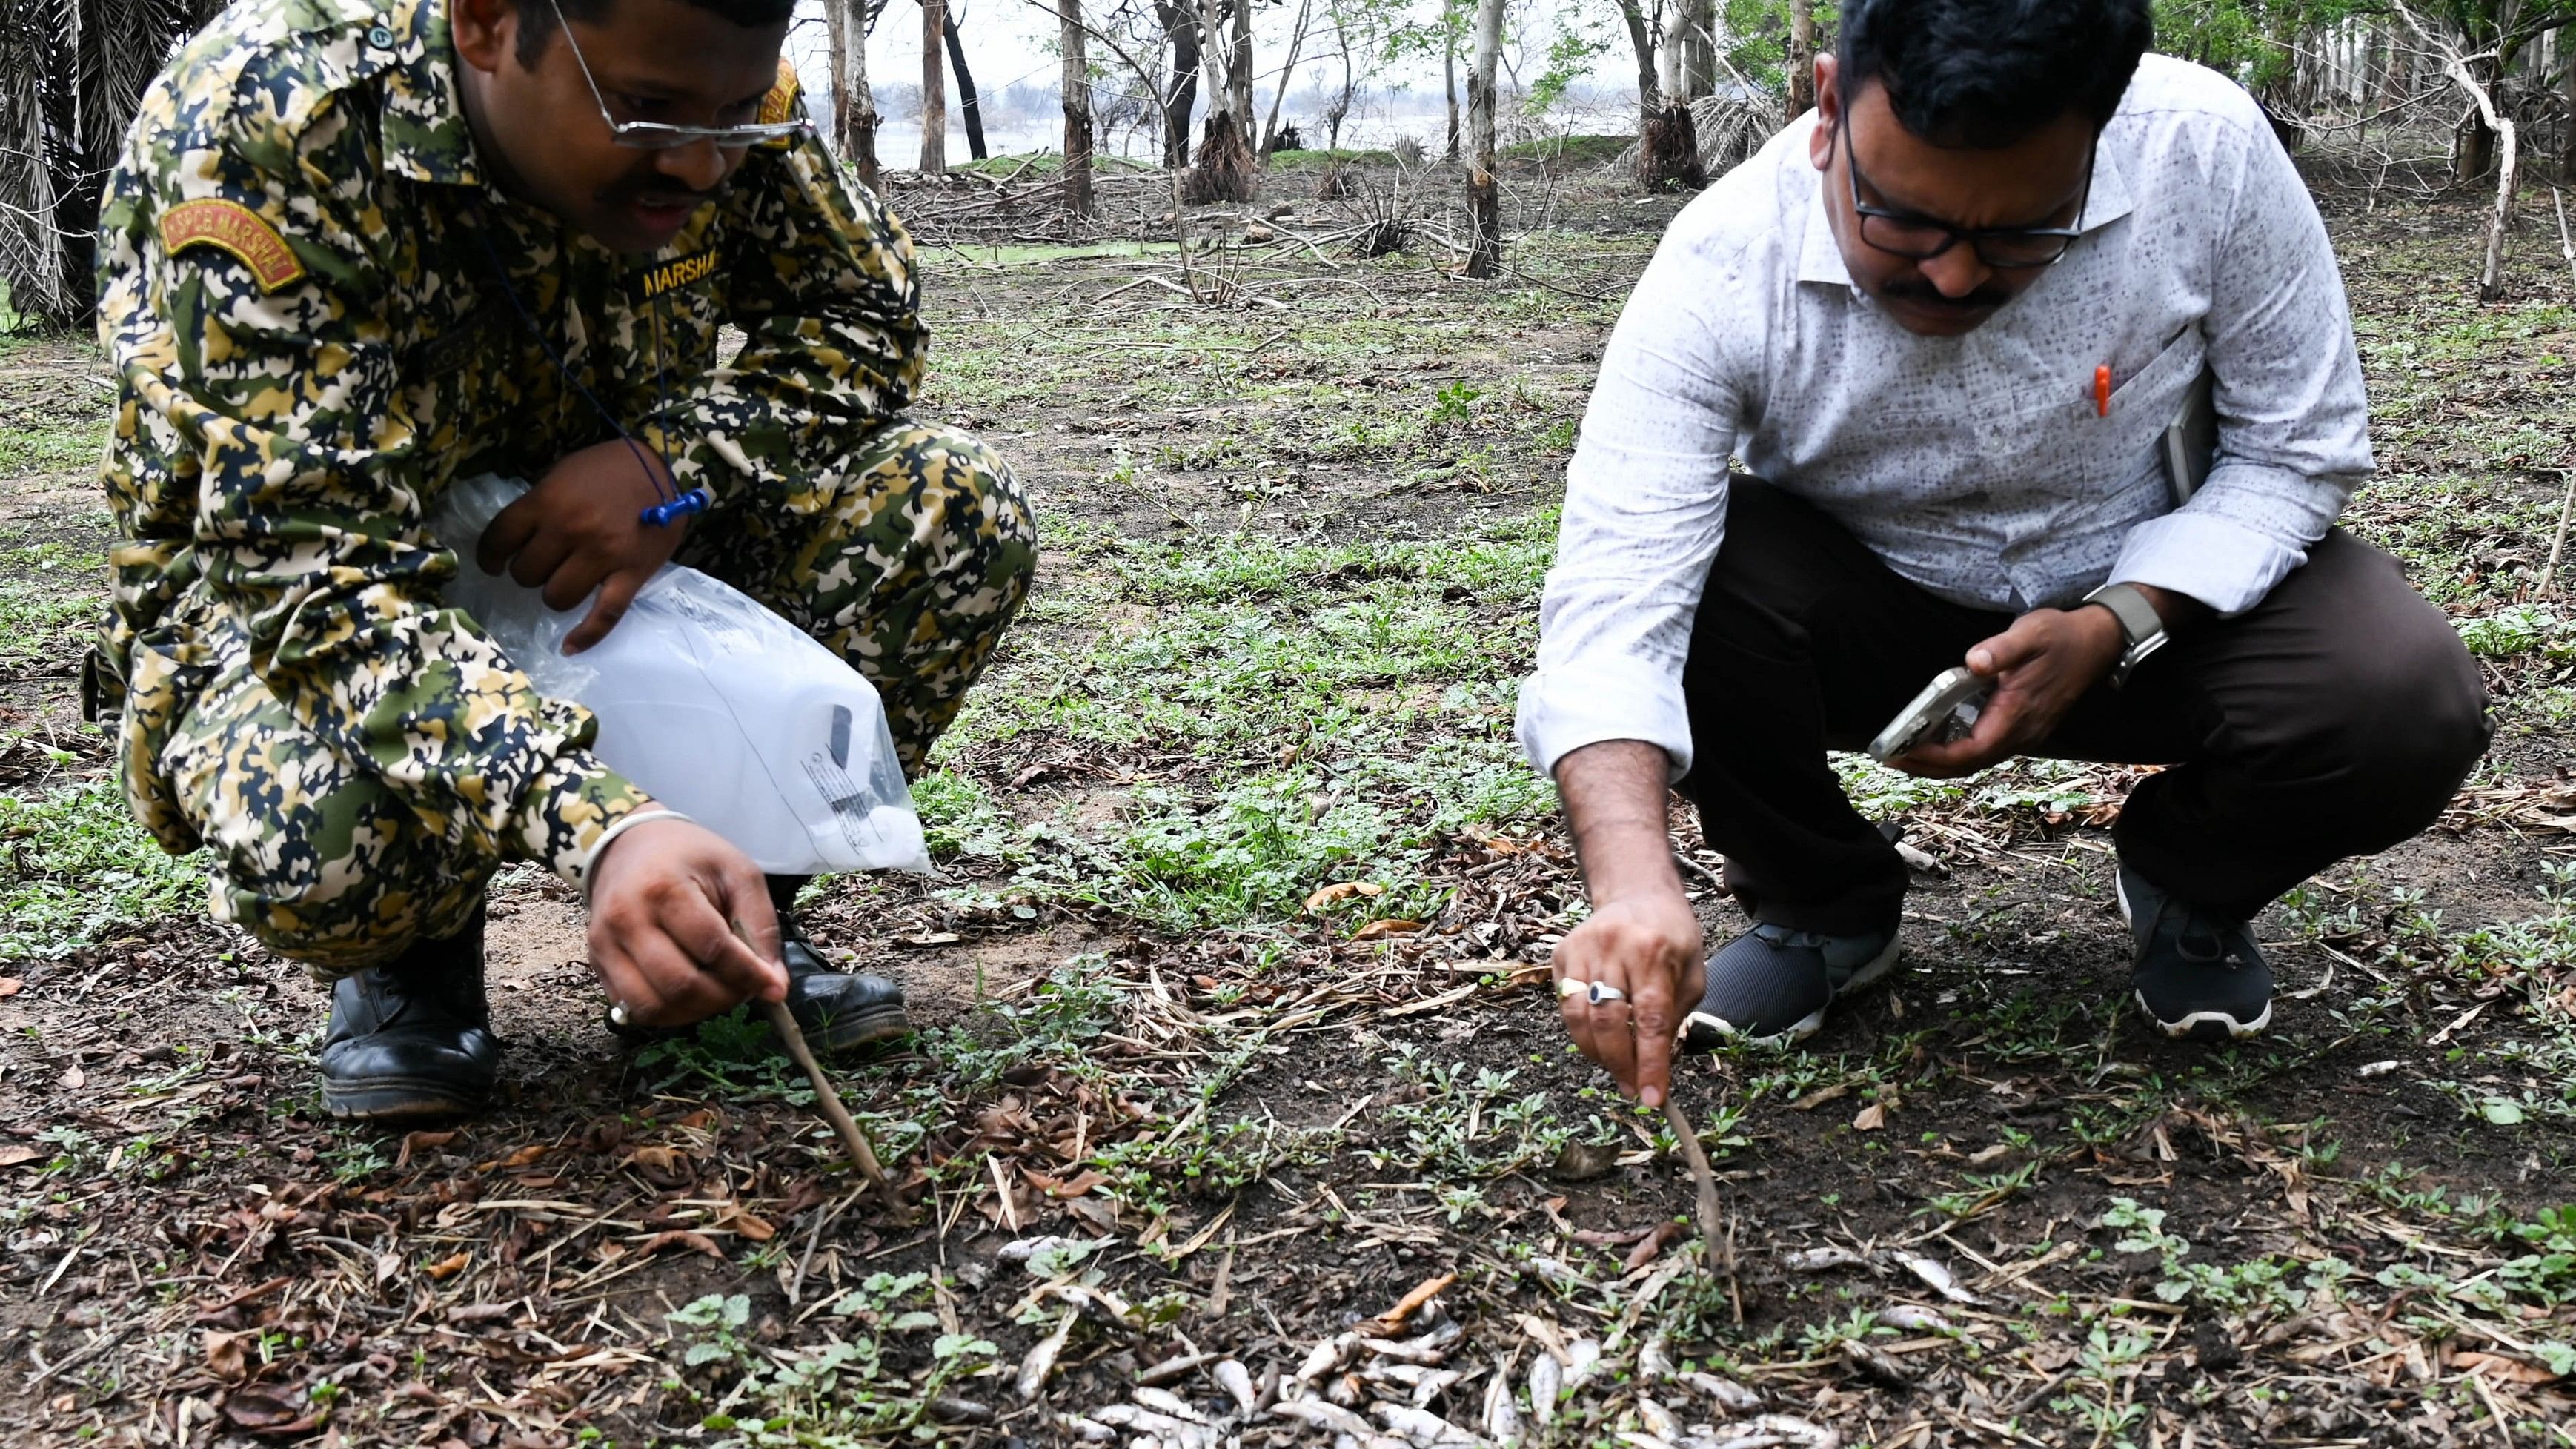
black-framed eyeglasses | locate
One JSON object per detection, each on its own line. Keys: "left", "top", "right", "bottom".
{"left": 545, "top": 0, "right": 809, "bottom": 151}
{"left": 1842, "top": 122, "right": 2094, "bottom": 270}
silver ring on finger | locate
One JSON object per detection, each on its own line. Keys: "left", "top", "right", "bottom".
{"left": 608, "top": 999, "right": 634, "bottom": 1029}
{"left": 1587, "top": 982, "right": 1628, "bottom": 1006}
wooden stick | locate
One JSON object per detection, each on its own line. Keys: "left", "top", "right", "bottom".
{"left": 1659, "top": 1098, "right": 1725, "bottom": 1275}
{"left": 760, "top": 998, "right": 908, "bottom": 1224}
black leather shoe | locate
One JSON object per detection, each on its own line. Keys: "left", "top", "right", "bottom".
{"left": 771, "top": 876, "right": 912, "bottom": 1055}
{"left": 319, "top": 906, "right": 497, "bottom": 1123}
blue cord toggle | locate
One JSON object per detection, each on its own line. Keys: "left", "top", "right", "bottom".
{"left": 638, "top": 488, "right": 710, "bottom": 528}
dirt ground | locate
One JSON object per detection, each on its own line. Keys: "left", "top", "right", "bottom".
{"left": 4, "top": 149, "right": 2575, "bottom": 1449}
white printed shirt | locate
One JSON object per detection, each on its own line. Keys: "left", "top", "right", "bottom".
{"left": 1518, "top": 53, "right": 2371, "bottom": 781}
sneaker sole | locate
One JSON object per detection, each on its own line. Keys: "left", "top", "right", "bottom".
{"left": 1684, "top": 936, "right": 1903, "bottom": 1047}
{"left": 322, "top": 1075, "right": 489, "bottom": 1124}
{"left": 2136, "top": 993, "right": 2272, "bottom": 1041}
{"left": 2117, "top": 870, "right": 2271, "bottom": 1041}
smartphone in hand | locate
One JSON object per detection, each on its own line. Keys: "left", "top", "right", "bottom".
{"left": 1867, "top": 666, "right": 1994, "bottom": 764}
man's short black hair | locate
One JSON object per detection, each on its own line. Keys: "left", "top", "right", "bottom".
{"left": 511, "top": 0, "right": 798, "bottom": 70}
{"left": 1838, "top": 0, "right": 2153, "bottom": 148}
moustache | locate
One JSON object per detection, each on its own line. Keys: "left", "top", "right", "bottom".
{"left": 1878, "top": 278, "right": 2013, "bottom": 314}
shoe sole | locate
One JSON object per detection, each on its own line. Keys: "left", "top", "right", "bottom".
{"left": 785, "top": 1001, "right": 914, "bottom": 1056}
{"left": 322, "top": 1076, "right": 488, "bottom": 1124}
{"left": 2117, "top": 871, "right": 2271, "bottom": 1041}
{"left": 1684, "top": 936, "right": 1903, "bottom": 1047}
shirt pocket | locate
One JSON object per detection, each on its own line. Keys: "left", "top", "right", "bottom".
{"left": 2104, "top": 327, "right": 2207, "bottom": 432}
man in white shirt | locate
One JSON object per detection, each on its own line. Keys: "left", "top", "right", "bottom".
{"left": 1522, "top": 0, "right": 2488, "bottom": 1110}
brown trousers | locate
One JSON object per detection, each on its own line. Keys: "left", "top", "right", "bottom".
{"left": 1680, "top": 483, "right": 2492, "bottom": 931}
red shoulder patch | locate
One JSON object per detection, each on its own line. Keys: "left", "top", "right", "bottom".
{"left": 159, "top": 199, "right": 306, "bottom": 292}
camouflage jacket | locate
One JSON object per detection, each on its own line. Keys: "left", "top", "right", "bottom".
{"left": 93, "top": 0, "right": 924, "bottom": 885}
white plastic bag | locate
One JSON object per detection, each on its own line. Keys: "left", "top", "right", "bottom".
{"left": 428, "top": 474, "right": 930, "bottom": 877}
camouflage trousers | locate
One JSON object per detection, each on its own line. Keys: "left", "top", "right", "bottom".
{"left": 165, "top": 421, "right": 1034, "bottom": 975}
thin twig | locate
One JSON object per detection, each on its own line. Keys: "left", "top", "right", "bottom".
{"left": 758, "top": 998, "right": 907, "bottom": 1224}
{"left": 1659, "top": 1098, "right": 1725, "bottom": 1276}
{"left": 2536, "top": 468, "right": 2576, "bottom": 599}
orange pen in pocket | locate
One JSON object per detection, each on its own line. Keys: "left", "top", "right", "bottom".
{"left": 2094, "top": 364, "right": 2112, "bottom": 418}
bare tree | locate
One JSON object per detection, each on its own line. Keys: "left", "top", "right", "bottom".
{"left": 1185, "top": 0, "right": 1253, "bottom": 200}
{"left": 2400, "top": 1, "right": 2522, "bottom": 298}
{"left": 1260, "top": 0, "right": 1316, "bottom": 153}
{"left": 919, "top": 0, "right": 948, "bottom": 171}
{"left": 1464, "top": 0, "right": 1504, "bottom": 276}
{"left": 1060, "top": 0, "right": 1094, "bottom": 216}
{"left": 826, "top": 0, "right": 881, "bottom": 188}
{"left": 1636, "top": 1, "right": 1703, "bottom": 191}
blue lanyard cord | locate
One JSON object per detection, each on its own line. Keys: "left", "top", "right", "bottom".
{"left": 466, "top": 217, "right": 706, "bottom": 526}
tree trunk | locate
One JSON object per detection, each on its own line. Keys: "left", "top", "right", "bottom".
{"left": 1637, "top": 8, "right": 1703, "bottom": 193}
{"left": 1184, "top": 0, "right": 1252, "bottom": 201}
{"left": 1465, "top": 0, "right": 1504, "bottom": 278}
{"left": 1613, "top": 0, "right": 1657, "bottom": 112}
{"left": 942, "top": 11, "right": 988, "bottom": 162}
{"left": 826, "top": 0, "right": 880, "bottom": 188}
{"left": 1229, "top": 0, "right": 1254, "bottom": 132}
{"left": 2555, "top": 33, "right": 2576, "bottom": 182}
{"left": 1157, "top": 0, "right": 1201, "bottom": 169}
{"left": 1057, "top": 0, "right": 1093, "bottom": 217}
{"left": 1786, "top": 1, "right": 1817, "bottom": 116}
{"left": 918, "top": 0, "right": 947, "bottom": 172}
{"left": 1445, "top": 28, "right": 1461, "bottom": 162}
{"left": 1680, "top": 0, "right": 1714, "bottom": 102}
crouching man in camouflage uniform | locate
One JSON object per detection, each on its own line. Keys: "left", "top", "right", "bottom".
{"left": 90, "top": 0, "right": 1035, "bottom": 1122}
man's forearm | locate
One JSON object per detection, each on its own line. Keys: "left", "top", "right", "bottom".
{"left": 1556, "top": 740, "right": 1685, "bottom": 906}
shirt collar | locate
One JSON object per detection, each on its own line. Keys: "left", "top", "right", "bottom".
{"left": 380, "top": 0, "right": 482, "bottom": 187}
{"left": 1794, "top": 125, "right": 2137, "bottom": 291}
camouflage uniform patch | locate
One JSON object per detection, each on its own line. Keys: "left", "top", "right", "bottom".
{"left": 94, "top": 0, "right": 1027, "bottom": 972}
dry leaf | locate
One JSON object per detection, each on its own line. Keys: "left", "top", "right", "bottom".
{"left": 675, "top": 1109, "right": 719, "bottom": 1131}
{"left": 0, "top": 1145, "right": 39, "bottom": 1167}
{"left": 723, "top": 1209, "right": 778, "bottom": 1242}
{"left": 1369, "top": 1272, "right": 1457, "bottom": 1334}
{"left": 57, "top": 1064, "right": 84, "bottom": 1090}
{"left": 1789, "top": 1083, "right": 1850, "bottom": 1111}
{"left": 1304, "top": 881, "right": 1387, "bottom": 912}
{"left": 396, "top": 1130, "right": 458, "bottom": 1169}
{"left": 499, "top": 1144, "right": 547, "bottom": 1169}
{"left": 0, "top": 978, "right": 21, "bottom": 997}
{"left": 1351, "top": 918, "right": 1424, "bottom": 941}
{"left": 204, "top": 1330, "right": 248, "bottom": 1379}
{"left": 423, "top": 1251, "right": 471, "bottom": 1281}
{"left": 2457, "top": 1350, "right": 2557, "bottom": 1385}
{"left": 1852, "top": 1104, "right": 1886, "bottom": 1132}
{"left": 1624, "top": 1221, "right": 1688, "bottom": 1273}
{"left": 220, "top": 1387, "right": 313, "bottom": 1433}
{"left": 636, "top": 1230, "right": 724, "bottom": 1259}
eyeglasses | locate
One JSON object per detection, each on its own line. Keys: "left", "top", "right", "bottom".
{"left": 1842, "top": 122, "right": 2093, "bottom": 270}
{"left": 545, "top": 0, "right": 810, "bottom": 150}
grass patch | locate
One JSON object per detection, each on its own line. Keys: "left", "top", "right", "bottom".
{"left": 0, "top": 416, "right": 109, "bottom": 478}
{"left": 0, "top": 779, "right": 205, "bottom": 962}
{"left": 1502, "top": 133, "right": 1633, "bottom": 167}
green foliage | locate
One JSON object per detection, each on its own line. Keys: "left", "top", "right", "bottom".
{"left": 0, "top": 779, "right": 206, "bottom": 962}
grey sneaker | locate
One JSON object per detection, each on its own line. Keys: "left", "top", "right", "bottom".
{"left": 2117, "top": 861, "right": 2272, "bottom": 1040}
{"left": 1681, "top": 919, "right": 1902, "bottom": 1048}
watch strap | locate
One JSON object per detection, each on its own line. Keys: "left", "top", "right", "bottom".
{"left": 2083, "top": 583, "right": 2168, "bottom": 688}
{"left": 2084, "top": 583, "right": 2164, "bottom": 651}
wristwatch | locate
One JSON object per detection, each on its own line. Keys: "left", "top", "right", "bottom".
{"left": 2082, "top": 582, "right": 2168, "bottom": 689}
